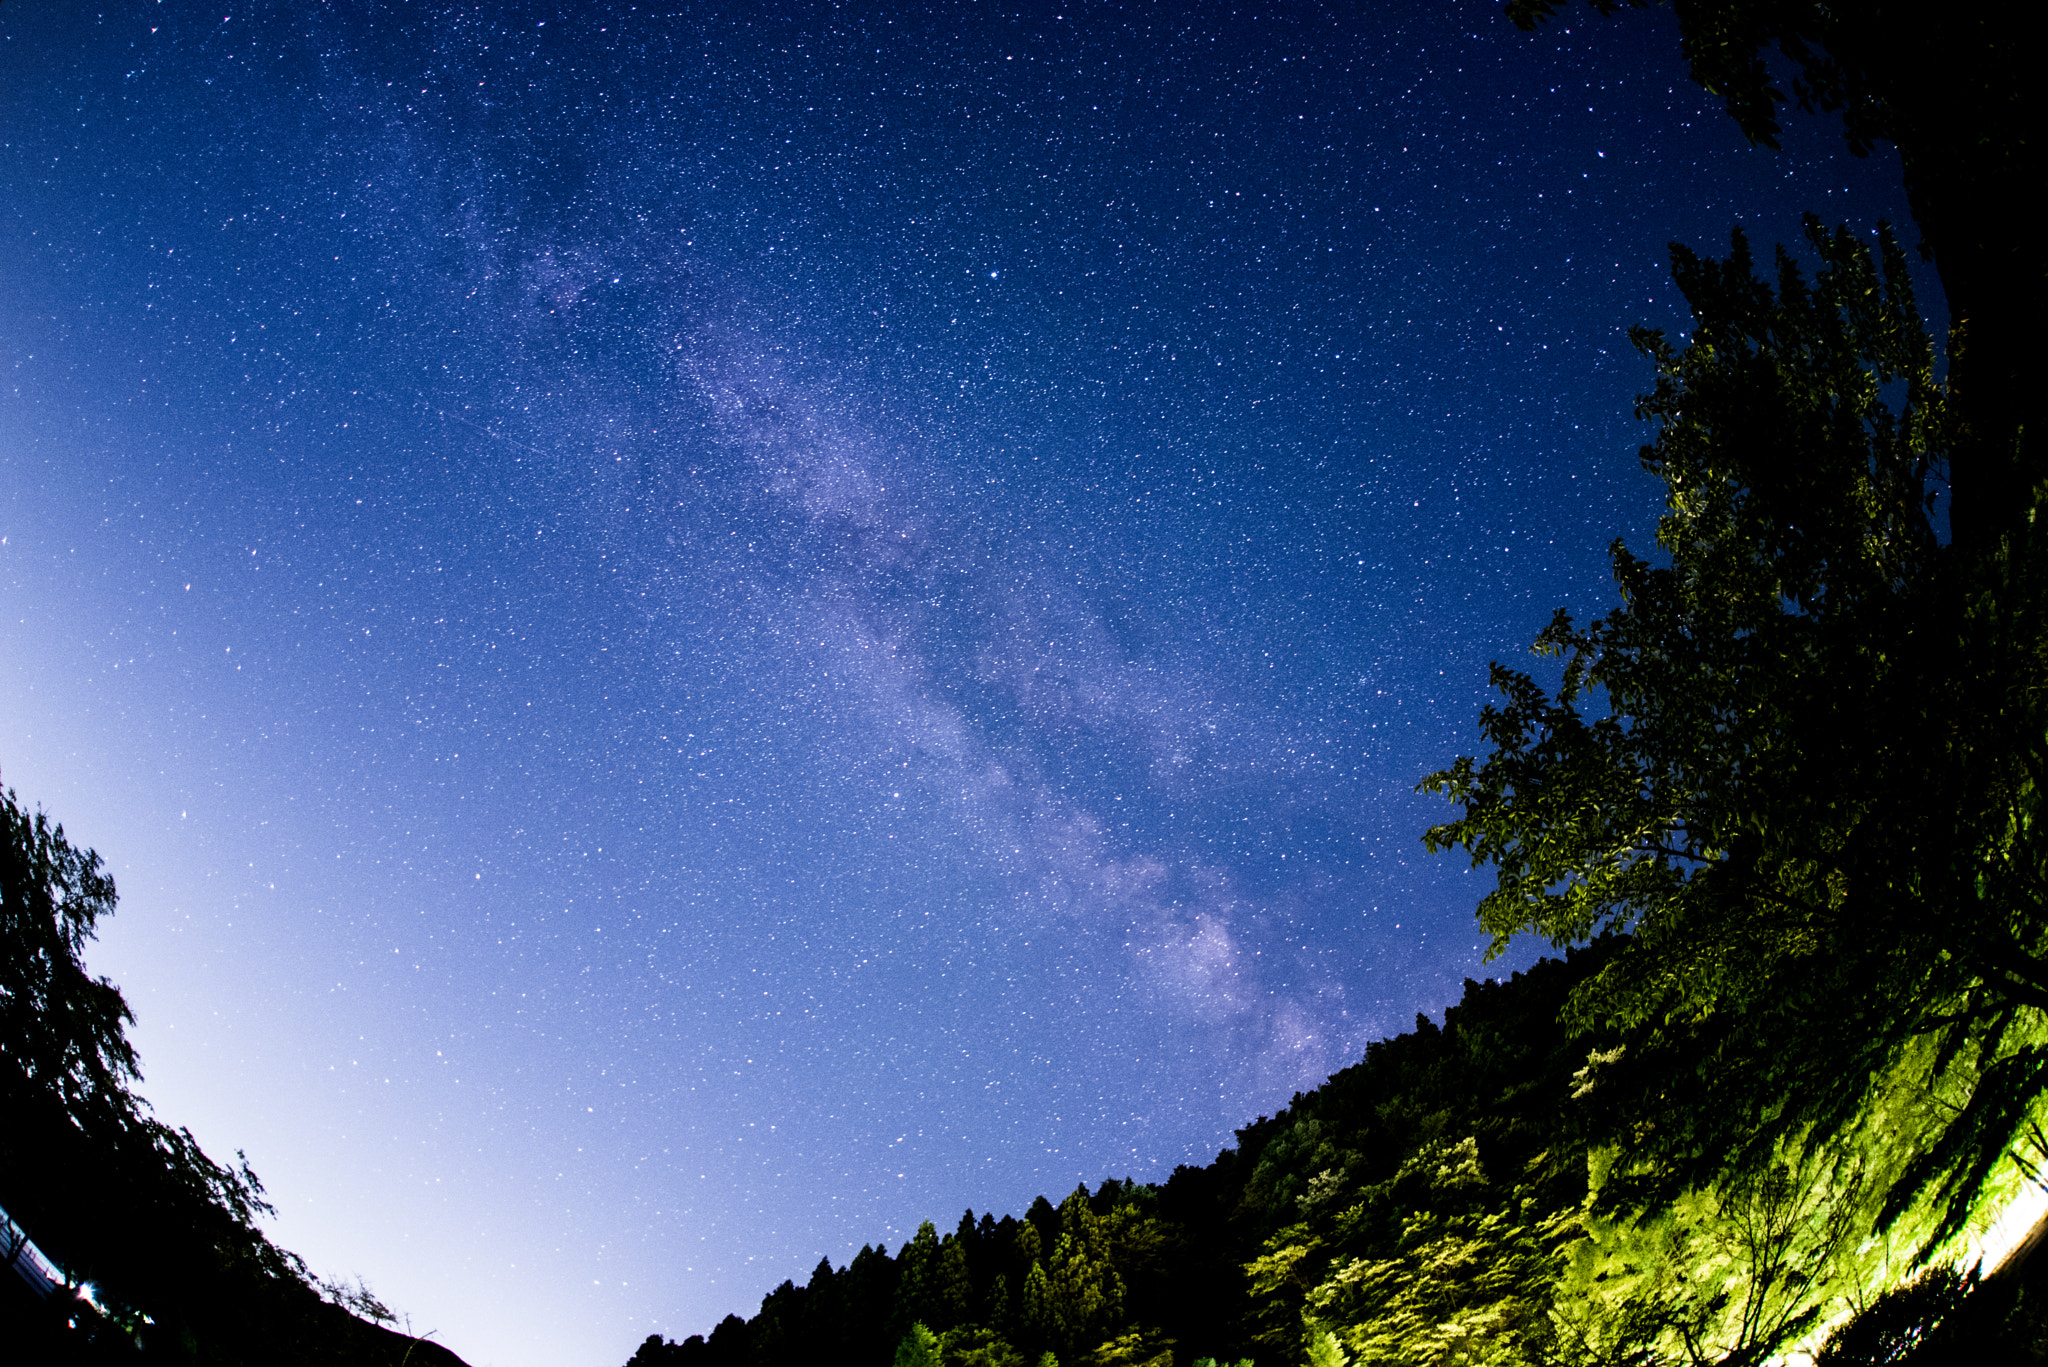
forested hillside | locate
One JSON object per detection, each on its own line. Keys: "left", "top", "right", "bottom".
{"left": 623, "top": 949, "right": 1610, "bottom": 1367}
{"left": 626, "top": 941, "right": 2048, "bottom": 1367}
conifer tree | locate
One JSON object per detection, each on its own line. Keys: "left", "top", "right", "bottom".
{"left": 1021, "top": 1260, "right": 1059, "bottom": 1350}
{"left": 937, "top": 1236, "right": 974, "bottom": 1329}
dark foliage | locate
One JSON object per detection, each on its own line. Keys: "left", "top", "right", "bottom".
{"left": 1423, "top": 210, "right": 2048, "bottom": 1253}
{"left": 0, "top": 787, "right": 463, "bottom": 1365}
{"left": 624, "top": 948, "right": 1612, "bottom": 1367}
{"left": 1816, "top": 1250, "right": 2048, "bottom": 1366}
{"left": 1504, "top": 0, "right": 2038, "bottom": 557}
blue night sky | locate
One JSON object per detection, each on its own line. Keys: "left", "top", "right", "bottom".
{"left": 1, "top": 2, "right": 1923, "bottom": 1363}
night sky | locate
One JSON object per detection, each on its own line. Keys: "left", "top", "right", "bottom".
{"left": 0, "top": 2, "right": 1926, "bottom": 1363}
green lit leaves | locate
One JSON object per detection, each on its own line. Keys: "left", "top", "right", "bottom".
{"left": 1418, "top": 208, "right": 2048, "bottom": 1270}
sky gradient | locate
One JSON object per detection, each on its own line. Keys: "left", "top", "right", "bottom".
{"left": 0, "top": 2, "right": 1927, "bottom": 1363}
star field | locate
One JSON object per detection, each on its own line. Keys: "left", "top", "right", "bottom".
{"left": 0, "top": 3, "right": 1928, "bottom": 1364}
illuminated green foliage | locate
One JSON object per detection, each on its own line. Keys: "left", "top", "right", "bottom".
{"left": 897, "top": 1323, "right": 944, "bottom": 1367}
{"left": 1424, "top": 215, "right": 2048, "bottom": 1256}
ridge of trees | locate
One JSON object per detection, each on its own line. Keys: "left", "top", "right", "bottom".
{"left": 0, "top": 786, "right": 466, "bottom": 1365}
{"left": 626, "top": 942, "right": 2048, "bottom": 1367}
{"left": 624, "top": 948, "right": 1611, "bottom": 1367}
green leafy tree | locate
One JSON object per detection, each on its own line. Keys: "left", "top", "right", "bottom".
{"left": 983, "top": 1273, "right": 1014, "bottom": 1332}
{"left": 938, "top": 1236, "right": 976, "bottom": 1329}
{"left": 1505, "top": 0, "right": 2038, "bottom": 558}
{"left": 898, "top": 1323, "right": 944, "bottom": 1367}
{"left": 1014, "top": 1218, "right": 1044, "bottom": 1269}
{"left": 1049, "top": 1188, "right": 1128, "bottom": 1358}
{"left": 1245, "top": 1224, "right": 1320, "bottom": 1362}
{"left": 1423, "top": 215, "right": 2047, "bottom": 1249}
{"left": 897, "top": 1221, "right": 975, "bottom": 1336}
{"left": 1305, "top": 1140, "right": 1569, "bottom": 1367}
{"left": 1087, "top": 1328, "right": 1175, "bottom": 1367}
{"left": 943, "top": 1325, "right": 1029, "bottom": 1367}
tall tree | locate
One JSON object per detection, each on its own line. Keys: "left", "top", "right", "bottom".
{"left": 1423, "top": 215, "right": 2047, "bottom": 1246}
{"left": 2, "top": 788, "right": 287, "bottom": 1328}
{"left": 1047, "top": 1188, "right": 1126, "bottom": 1360}
{"left": 1506, "top": 0, "right": 2039, "bottom": 558}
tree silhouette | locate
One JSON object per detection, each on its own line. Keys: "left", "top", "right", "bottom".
{"left": 1506, "top": 0, "right": 2039, "bottom": 560}
{"left": 1424, "top": 216, "right": 2047, "bottom": 1247}
{"left": 1, "top": 786, "right": 466, "bottom": 1363}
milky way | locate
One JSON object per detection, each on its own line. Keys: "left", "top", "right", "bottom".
{"left": 0, "top": 2, "right": 1926, "bottom": 1363}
